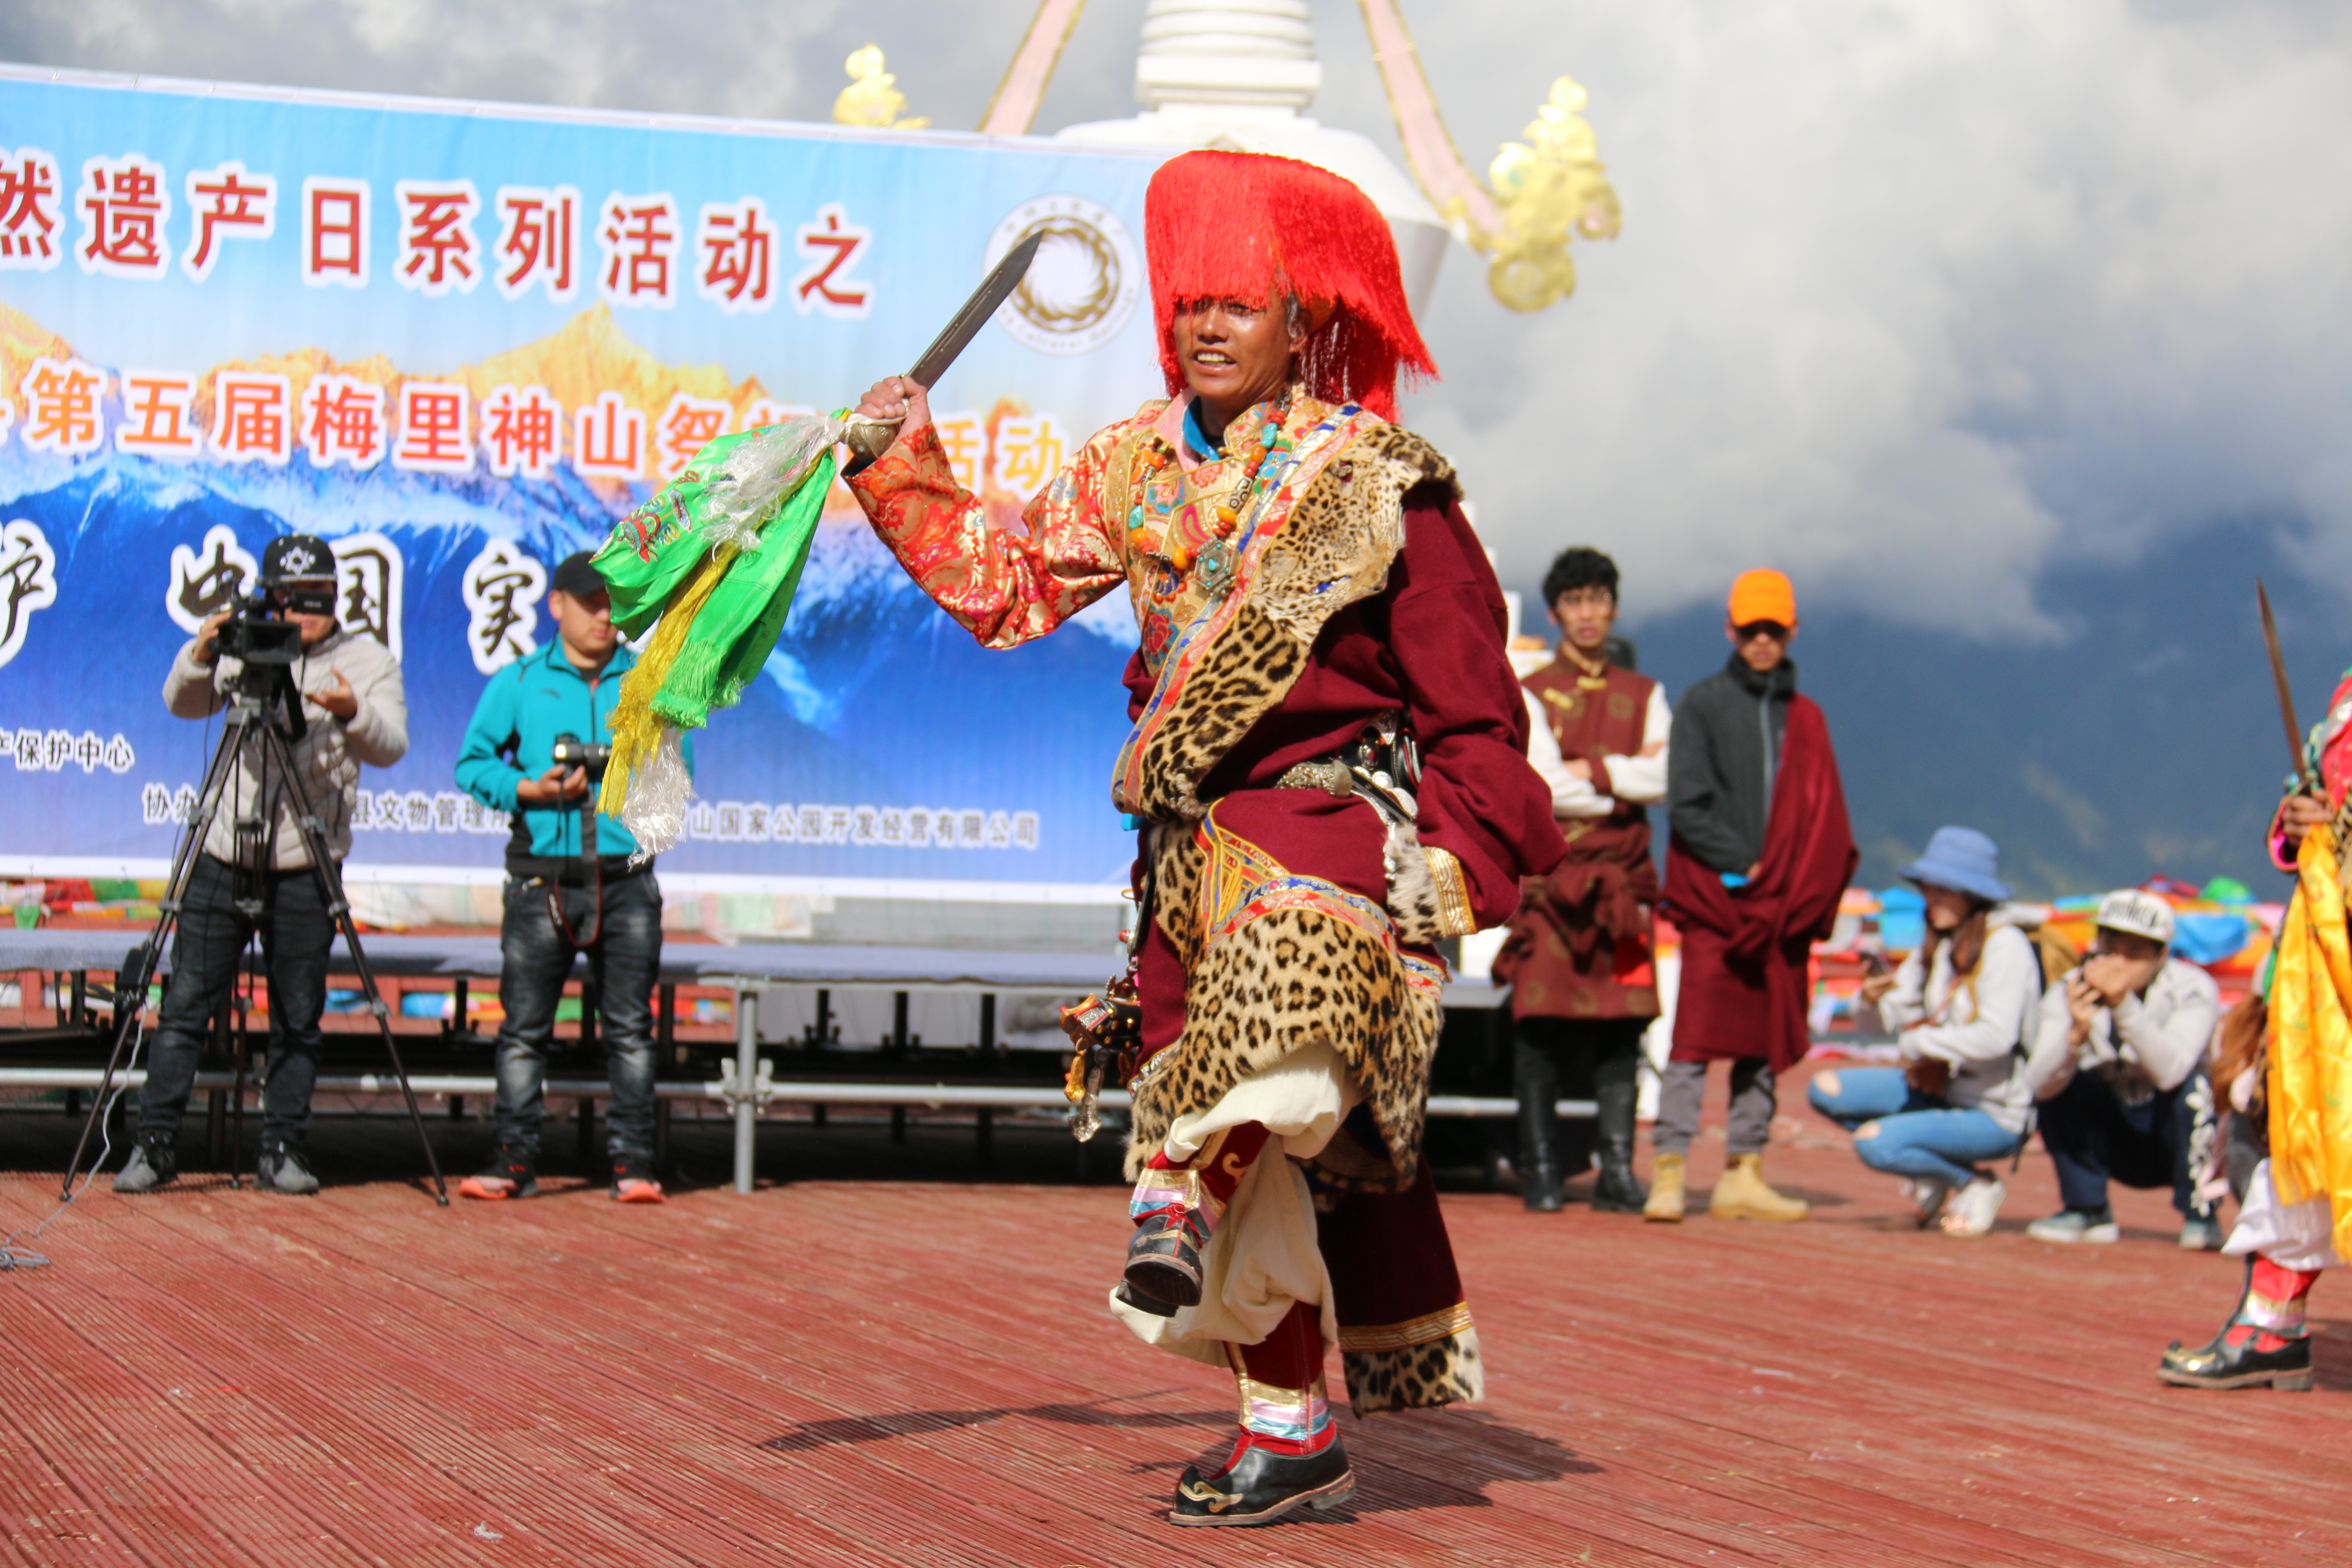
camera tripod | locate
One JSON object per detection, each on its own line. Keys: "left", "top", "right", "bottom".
{"left": 60, "top": 652, "right": 449, "bottom": 1205}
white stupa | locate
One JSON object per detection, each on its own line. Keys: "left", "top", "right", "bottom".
{"left": 1054, "top": 0, "right": 1449, "bottom": 310}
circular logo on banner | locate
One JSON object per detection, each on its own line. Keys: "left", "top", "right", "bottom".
{"left": 985, "top": 196, "right": 1141, "bottom": 356}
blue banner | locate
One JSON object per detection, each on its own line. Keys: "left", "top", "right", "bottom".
{"left": 0, "top": 68, "right": 1170, "bottom": 891}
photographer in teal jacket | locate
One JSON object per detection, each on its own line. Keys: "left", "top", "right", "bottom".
{"left": 453, "top": 551, "right": 692, "bottom": 1204}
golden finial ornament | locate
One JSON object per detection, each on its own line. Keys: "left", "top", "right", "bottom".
{"left": 832, "top": 45, "right": 930, "bottom": 130}
{"left": 1457, "top": 77, "right": 1620, "bottom": 313}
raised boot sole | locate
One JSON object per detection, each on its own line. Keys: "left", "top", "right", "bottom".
{"left": 1167, "top": 1470, "right": 1356, "bottom": 1527}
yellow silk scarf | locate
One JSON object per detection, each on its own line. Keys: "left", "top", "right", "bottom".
{"left": 2268, "top": 822, "right": 2352, "bottom": 1258}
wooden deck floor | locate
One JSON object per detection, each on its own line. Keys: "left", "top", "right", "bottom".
{"left": 2, "top": 1071, "right": 2346, "bottom": 1567}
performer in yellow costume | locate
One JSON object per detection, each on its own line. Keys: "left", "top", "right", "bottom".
{"left": 2159, "top": 668, "right": 2352, "bottom": 1390}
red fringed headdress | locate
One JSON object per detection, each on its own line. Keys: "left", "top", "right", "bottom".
{"left": 1144, "top": 150, "right": 1436, "bottom": 421}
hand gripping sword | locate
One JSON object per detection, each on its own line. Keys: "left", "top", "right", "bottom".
{"left": 843, "top": 230, "right": 1043, "bottom": 463}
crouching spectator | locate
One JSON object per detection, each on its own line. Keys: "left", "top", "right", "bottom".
{"left": 1809, "top": 827, "right": 2038, "bottom": 1235}
{"left": 2024, "top": 888, "right": 2221, "bottom": 1248}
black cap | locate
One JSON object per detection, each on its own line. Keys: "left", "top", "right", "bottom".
{"left": 260, "top": 533, "right": 336, "bottom": 585}
{"left": 550, "top": 551, "right": 606, "bottom": 600}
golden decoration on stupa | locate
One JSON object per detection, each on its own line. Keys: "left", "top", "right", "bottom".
{"left": 832, "top": 45, "right": 929, "bottom": 131}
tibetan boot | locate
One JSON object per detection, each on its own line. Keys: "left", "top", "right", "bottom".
{"left": 1710, "top": 1153, "right": 1808, "bottom": 1222}
{"left": 1589, "top": 1050, "right": 1648, "bottom": 1213}
{"left": 1170, "top": 1433, "right": 1355, "bottom": 1526}
{"left": 2160, "top": 1255, "right": 2320, "bottom": 1392}
{"left": 1174, "top": 1348, "right": 1351, "bottom": 1528}
{"left": 1643, "top": 1152, "right": 1687, "bottom": 1222}
{"left": 1516, "top": 1044, "right": 1564, "bottom": 1213}
{"left": 1123, "top": 1123, "right": 1270, "bottom": 1312}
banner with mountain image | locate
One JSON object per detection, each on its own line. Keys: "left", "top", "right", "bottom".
{"left": 0, "top": 66, "right": 1168, "bottom": 891}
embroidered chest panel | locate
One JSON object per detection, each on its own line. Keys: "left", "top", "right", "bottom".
{"left": 1525, "top": 661, "right": 1651, "bottom": 759}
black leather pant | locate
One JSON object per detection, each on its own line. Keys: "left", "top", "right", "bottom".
{"left": 1514, "top": 1014, "right": 1649, "bottom": 1184}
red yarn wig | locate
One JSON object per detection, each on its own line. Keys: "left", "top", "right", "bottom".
{"left": 1144, "top": 150, "right": 1436, "bottom": 420}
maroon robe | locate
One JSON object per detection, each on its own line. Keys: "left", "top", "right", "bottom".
{"left": 1492, "top": 656, "right": 1661, "bottom": 1020}
{"left": 1661, "top": 694, "right": 1855, "bottom": 1072}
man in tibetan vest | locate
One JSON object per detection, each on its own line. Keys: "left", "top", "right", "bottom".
{"left": 1494, "top": 546, "right": 1668, "bottom": 1214}
{"left": 845, "top": 150, "right": 1560, "bottom": 1526}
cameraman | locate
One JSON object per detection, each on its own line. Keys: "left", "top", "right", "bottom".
{"left": 116, "top": 534, "right": 410, "bottom": 1195}
{"left": 453, "top": 552, "right": 688, "bottom": 1204}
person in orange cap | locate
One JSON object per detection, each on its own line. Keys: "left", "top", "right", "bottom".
{"left": 843, "top": 150, "right": 1562, "bottom": 1525}
{"left": 1646, "top": 570, "right": 1856, "bottom": 1223}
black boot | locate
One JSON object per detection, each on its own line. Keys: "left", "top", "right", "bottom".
{"left": 1170, "top": 1435, "right": 1355, "bottom": 1526}
{"left": 2159, "top": 1326, "right": 2313, "bottom": 1390}
{"left": 1123, "top": 1207, "right": 1208, "bottom": 1308}
{"left": 1589, "top": 1046, "right": 1648, "bottom": 1213}
{"left": 1514, "top": 1034, "right": 1563, "bottom": 1212}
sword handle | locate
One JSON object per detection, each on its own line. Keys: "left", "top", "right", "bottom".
{"left": 843, "top": 415, "right": 903, "bottom": 464}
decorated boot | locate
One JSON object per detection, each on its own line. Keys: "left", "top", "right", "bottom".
{"left": 2160, "top": 1255, "right": 2320, "bottom": 1392}
{"left": 1122, "top": 1123, "right": 1270, "bottom": 1311}
{"left": 1174, "top": 1310, "right": 1353, "bottom": 1527}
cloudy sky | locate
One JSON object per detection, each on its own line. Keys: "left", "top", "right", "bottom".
{"left": 6, "top": 0, "right": 2349, "bottom": 641}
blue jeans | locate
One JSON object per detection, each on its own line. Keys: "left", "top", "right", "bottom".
{"left": 490, "top": 870, "right": 662, "bottom": 1165}
{"left": 2036, "top": 1067, "right": 2202, "bottom": 1217}
{"left": 1808, "top": 1067, "right": 2020, "bottom": 1187}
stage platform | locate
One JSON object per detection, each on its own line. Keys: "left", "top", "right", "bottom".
{"left": 0, "top": 1061, "right": 2342, "bottom": 1568}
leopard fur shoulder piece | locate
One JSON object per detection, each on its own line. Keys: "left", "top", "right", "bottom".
{"left": 1113, "top": 417, "right": 1458, "bottom": 823}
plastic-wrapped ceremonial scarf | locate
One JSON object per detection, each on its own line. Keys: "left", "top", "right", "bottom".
{"left": 591, "top": 413, "right": 843, "bottom": 854}
{"left": 2269, "top": 821, "right": 2352, "bottom": 1260}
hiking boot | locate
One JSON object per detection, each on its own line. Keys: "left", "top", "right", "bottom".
{"left": 113, "top": 1135, "right": 177, "bottom": 1194}
{"left": 2027, "top": 1207, "right": 2119, "bottom": 1244}
{"left": 1709, "top": 1154, "right": 1808, "bottom": 1222}
{"left": 1169, "top": 1434, "right": 1355, "bottom": 1527}
{"left": 1939, "top": 1175, "right": 2005, "bottom": 1237}
{"left": 2178, "top": 1211, "right": 2226, "bottom": 1252}
{"left": 2159, "top": 1327, "right": 2314, "bottom": 1391}
{"left": 1642, "top": 1152, "right": 1687, "bottom": 1222}
{"left": 611, "top": 1157, "right": 667, "bottom": 1204}
{"left": 458, "top": 1146, "right": 539, "bottom": 1201}
{"left": 254, "top": 1145, "right": 319, "bottom": 1195}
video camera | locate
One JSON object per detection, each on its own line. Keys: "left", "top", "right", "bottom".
{"left": 212, "top": 588, "right": 306, "bottom": 667}
{"left": 550, "top": 732, "right": 612, "bottom": 783}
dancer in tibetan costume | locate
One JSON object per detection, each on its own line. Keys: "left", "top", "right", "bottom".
{"left": 845, "top": 150, "right": 1560, "bottom": 1523}
{"left": 2158, "top": 668, "right": 2352, "bottom": 1391}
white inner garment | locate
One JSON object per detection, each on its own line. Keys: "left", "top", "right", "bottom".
{"left": 1108, "top": 1039, "right": 1360, "bottom": 1366}
{"left": 2225, "top": 1156, "right": 2347, "bottom": 1272}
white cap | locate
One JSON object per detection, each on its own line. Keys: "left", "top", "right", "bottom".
{"left": 2095, "top": 889, "right": 2174, "bottom": 946}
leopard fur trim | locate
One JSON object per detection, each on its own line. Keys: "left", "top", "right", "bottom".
{"left": 1123, "top": 901, "right": 1445, "bottom": 1186}
{"left": 1120, "top": 420, "right": 1459, "bottom": 823}
{"left": 1342, "top": 1323, "right": 1484, "bottom": 1415}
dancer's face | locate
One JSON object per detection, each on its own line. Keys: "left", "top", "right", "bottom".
{"left": 1173, "top": 297, "right": 1307, "bottom": 435}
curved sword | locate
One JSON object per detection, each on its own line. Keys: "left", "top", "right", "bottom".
{"left": 844, "top": 230, "right": 1043, "bottom": 461}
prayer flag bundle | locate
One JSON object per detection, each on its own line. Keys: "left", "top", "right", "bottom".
{"left": 591, "top": 412, "right": 844, "bottom": 854}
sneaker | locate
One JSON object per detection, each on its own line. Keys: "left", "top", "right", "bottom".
{"left": 459, "top": 1146, "right": 539, "bottom": 1201}
{"left": 610, "top": 1157, "right": 666, "bottom": 1204}
{"left": 1939, "top": 1175, "right": 2006, "bottom": 1237}
{"left": 113, "top": 1136, "right": 177, "bottom": 1194}
{"left": 2027, "top": 1207, "right": 2119, "bottom": 1244}
{"left": 1904, "top": 1177, "right": 1953, "bottom": 1230}
{"left": 254, "top": 1145, "right": 319, "bottom": 1195}
{"left": 2178, "top": 1212, "right": 2226, "bottom": 1252}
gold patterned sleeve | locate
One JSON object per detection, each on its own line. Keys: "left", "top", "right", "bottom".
{"left": 844, "top": 418, "right": 1130, "bottom": 650}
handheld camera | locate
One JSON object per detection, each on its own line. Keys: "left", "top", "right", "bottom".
{"left": 550, "top": 732, "right": 612, "bottom": 783}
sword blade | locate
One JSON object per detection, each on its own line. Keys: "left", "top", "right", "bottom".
{"left": 2259, "top": 579, "right": 2315, "bottom": 792}
{"left": 907, "top": 230, "right": 1043, "bottom": 389}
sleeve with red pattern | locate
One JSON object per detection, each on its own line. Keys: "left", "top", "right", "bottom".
{"left": 1384, "top": 485, "right": 1566, "bottom": 926}
{"left": 843, "top": 417, "right": 1129, "bottom": 649}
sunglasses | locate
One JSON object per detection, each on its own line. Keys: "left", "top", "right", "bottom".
{"left": 1733, "top": 621, "right": 1789, "bottom": 642}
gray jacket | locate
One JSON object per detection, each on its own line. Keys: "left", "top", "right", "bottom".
{"left": 2027, "top": 955, "right": 2219, "bottom": 1104}
{"left": 164, "top": 628, "right": 408, "bottom": 869}
{"left": 1667, "top": 653, "right": 1796, "bottom": 874}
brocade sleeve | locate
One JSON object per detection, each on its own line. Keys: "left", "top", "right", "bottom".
{"left": 845, "top": 417, "right": 1130, "bottom": 649}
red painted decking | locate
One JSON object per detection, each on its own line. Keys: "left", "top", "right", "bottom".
{"left": 3, "top": 1078, "right": 2347, "bottom": 1568}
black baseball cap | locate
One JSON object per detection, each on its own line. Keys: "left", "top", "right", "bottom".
{"left": 550, "top": 551, "right": 606, "bottom": 599}
{"left": 261, "top": 533, "right": 336, "bottom": 585}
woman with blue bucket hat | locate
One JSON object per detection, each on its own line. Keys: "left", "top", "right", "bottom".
{"left": 1808, "top": 827, "right": 2043, "bottom": 1235}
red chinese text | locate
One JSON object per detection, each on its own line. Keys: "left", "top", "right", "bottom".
{"left": 182, "top": 162, "right": 276, "bottom": 282}
{"left": 18, "top": 357, "right": 108, "bottom": 455}
{"left": 481, "top": 383, "right": 563, "bottom": 480}
{"left": 301, "top": 375, "right": 388, "bottom": 470}
{"left": 80, "top": 154, "right": 171, "bottom": 278}
{"left": 303, "top": 178, "right": 369, "bottom": 288}
{"left": 395, "top": 179, "right": 481, "bottom": 296}
{"left": 393, "top": 382, "right": 472, "bottom": 474}
{"left": 597, "top": 192, "right": 680, "bottom": 307}
{"left": 656, "top": 392, "right": 731, "bottom": 480}
{"left": 792, "top": 202, "right": 872, "bottom": 318}
{"left": 115, "top": 371, "right": 202, "bottom": 457}
{"left": 573, "top": 392, "right": 645, "bottom": 480}
{"left": 493, "top": 185, "right": 578, "bottom": 301}
{"left": 696, "top": 197, "right": 774, "bottom": 314}
{"left": 210, "top": 373, "right": 293, "bottom": 466}
{"left": 0, "top": 147, "right": 64, "bottom": 270}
